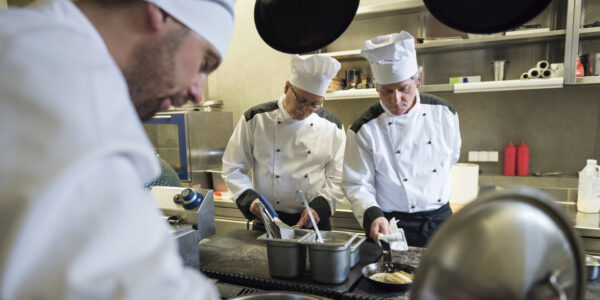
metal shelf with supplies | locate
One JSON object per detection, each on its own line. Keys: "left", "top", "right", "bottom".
{"left": 564, "top": 0, "right": 600, "bottom": 85}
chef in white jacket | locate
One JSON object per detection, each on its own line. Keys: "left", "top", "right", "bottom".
{"left": 222, "top": 55, "right": 345, "bottom": 230}
{"left": 0, "top": 0, "right": 235, "bottom": 299}
{"left": 343, "top": 32, "right": 461, "bottom": 247}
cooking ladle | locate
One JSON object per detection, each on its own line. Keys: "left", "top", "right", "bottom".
{"left": 296, "top": 191, "right": 323, "bottom": 243}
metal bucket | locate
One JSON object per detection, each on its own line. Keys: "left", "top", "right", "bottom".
{"left": 350, "top": 235, "right": 366, "bottom": 268}
{"left": 301, "top": 231, "right": 357, "bottom": 284}
{"left": 257, "top": 229, "right": 311, "bottom": 279}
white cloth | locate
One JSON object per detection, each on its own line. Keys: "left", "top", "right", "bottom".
{"left": 342, "top": 92, "right": 461, "bottom": 227}
{"left": 361, "top": 31, "right": 418, "bottom": 84}
{"left": 145, "top": 0, "right": 236, "bottom": 58}
{"left": 222, "top": 95, "right": 346, "bottom": 214}
{"left": 378, "top": 218, "right": 408, "bottom": 252}
{"left": 0, "top": 1, "right": 218, "bottom": 299}
{"left": 289, "top": 54, "right": 341, "bottom": 96}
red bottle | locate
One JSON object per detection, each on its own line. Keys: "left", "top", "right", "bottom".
{"left": 504, "top": 141, "right": 516, "bottom": 176}
{"left": 517, "top": 140, "right": 530, "bottom": 176}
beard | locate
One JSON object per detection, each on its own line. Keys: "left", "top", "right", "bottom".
{"left": 123, "top": 27, "right": 190, "bottom": 121}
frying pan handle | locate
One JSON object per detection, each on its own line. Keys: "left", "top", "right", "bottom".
{"left": 380, "top": 240, "right": 392, "bottom": 262}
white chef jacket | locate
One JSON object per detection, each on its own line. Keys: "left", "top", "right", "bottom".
{"left": 342, "top": 92, "right": 461, "bottom": 226}
{"left": 0, "top": 1, "right": 218, "bottom": 299}
{"left": 222, "top": 95, "right": 346, "bottom": 214}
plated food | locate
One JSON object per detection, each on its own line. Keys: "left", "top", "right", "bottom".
{"left": 369, "top": 270, "right": 414, "bottom": 284}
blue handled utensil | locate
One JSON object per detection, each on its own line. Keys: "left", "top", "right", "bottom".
{"left": 257, "top": 194, "right": 294, "bottom": 238}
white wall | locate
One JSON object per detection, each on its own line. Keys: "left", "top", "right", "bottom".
{"left": 207, "top": 1, "right": 293, "bottom": 123}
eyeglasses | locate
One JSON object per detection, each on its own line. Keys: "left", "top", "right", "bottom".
{"left": 290, "top": 85, "right": 324, "bottom": 109}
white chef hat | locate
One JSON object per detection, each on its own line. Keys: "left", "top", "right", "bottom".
{"left": 289, "top": 54, "right": 341, "bottom": 97}
{"left": 144, "top": 0, "right": 236, "bottom": 58}
{"left": 361, "top": 31, "right": 418, "bottom": 85}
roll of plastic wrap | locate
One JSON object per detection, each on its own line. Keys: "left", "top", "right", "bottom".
{"left": 536, "top": 60, "right": 550, "bottom": 70}
{"left": 528, "top": 67, "right": 541, "bottom": 79}
{"left": 450, "top": 163, "right": 479, "bottom": 204}
{"left": 541, "top": 69, "right": 553, "bottom": 78}
{"left": 520, "top": 72, "right": 529, "bottom": 80}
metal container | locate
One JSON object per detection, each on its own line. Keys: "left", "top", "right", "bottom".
{"left": 350, "top": 235, "right": 367, "bottom": 268}
{"left": 586, "top": 255, "right": 600, "bottom": 281}
{"left": 301, "top": 231, "right": 357, "bottom": 284}
{"left": 580, "top": 53, "right": 600, "bottom": 76}
{"left": 412, "top": 187, "right": 586, "bottom": 300}
{"left": 230, "top": 291, "right": 328, "bottom": 300}
{"left": 257, "top": 229, "right": 311, "bottom": 279}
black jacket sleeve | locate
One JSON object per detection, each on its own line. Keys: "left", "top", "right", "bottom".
{"left": 236, "top": 189, "right": 260, "bottom": 221}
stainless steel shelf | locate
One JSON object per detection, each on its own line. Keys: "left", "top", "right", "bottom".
{"left": 575, "top": 76, "right": 600, "bottom": 85}
{"left": 354, "top": 0, "right": 426, "bottom": 20}
{"left": 313, "top": 30, "right": 566, "bottom": 60}
{"left": 324, "top": 80, "right": 565, "bottom": 100}
{"left": 579, "top": 27, "right": 600, "bottom": 39}
{"left": 417, "top": 30, "right": 565, "bottom": 54}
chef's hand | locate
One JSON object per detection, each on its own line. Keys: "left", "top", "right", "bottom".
{"left": 370, "top": 217, "right": 390, "bottom": 242}
{"left": 249, "top": 198, "right": 262, "bottom": 219}
{"left": 296, "top": 208, "right": 320, "bottom": 228}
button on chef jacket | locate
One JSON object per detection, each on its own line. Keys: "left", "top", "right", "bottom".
{"left": 342, "top": 92, "right": 461, "bottom": 227}
{"left": 222, "top": 95, "right": 346, "bottom": 216}
{"left": 0, "top": 0, "right": 218, "bottom": 299}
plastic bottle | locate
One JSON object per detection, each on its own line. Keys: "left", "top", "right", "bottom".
{"left": 503, "top": 141, "right": 516, "bottom": 176}
{"left": 517, "top": 141, "right": 529, "bottom": 176}
{"left": 577, "top": 159, "right": 600, "bottom": 213}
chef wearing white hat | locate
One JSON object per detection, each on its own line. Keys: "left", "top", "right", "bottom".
{"left": 342, "top": 31, "right": 462, "bottom": 247}
{"left": 222, "top": 55, "right": 345, "bottom": 230}
{"left": 0, "top": 0, "right": 235, "bottom": 299}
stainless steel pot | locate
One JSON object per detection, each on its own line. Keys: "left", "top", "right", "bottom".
{"left": 257, "top": 229, "right": 311, "bottom": 279}
{"left": 411, "top": 187, "right": 586, "bottom": 300}
{"left": 301, "top": 231, "right": 357, "bottom": 284}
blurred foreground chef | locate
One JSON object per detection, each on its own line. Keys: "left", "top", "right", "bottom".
{"left": 222, "top": 55, "right": 345, "bottom": 230}
{"left": 0, "top": 0, "right": 235, "bottom": 299}
{"left": 342, "top": 32, "right": 461, "bottom": 247}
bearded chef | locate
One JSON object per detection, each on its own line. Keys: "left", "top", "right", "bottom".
{"left": 342, "top": 31, "right": 462, "bottom": 247}
{"left": 222, "top": 55, "right": 345, "bottom": 230}
{"left": 0, "top": 0, "right": 235, "bottom": 299}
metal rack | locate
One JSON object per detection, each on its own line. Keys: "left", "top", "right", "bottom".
{"left": 318, "top": 0, "right": 599, "bottom": 100}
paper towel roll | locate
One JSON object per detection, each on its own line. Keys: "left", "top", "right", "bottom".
{"left": 450, "top": 163, "right": 479, "bottom": 204}
{"left": 528, "top": 67, "right": 541, "bottom": 79}
{"left": 536, "top": 60, "right": 549, "bottom": 70}
{"left": 520, "top": 72, "right": 529, "bottom": 80}
{"left": 541, "top": 69, "right": 553, "bottom": 78}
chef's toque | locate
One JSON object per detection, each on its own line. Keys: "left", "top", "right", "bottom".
{"left": 144, "top": 0, "right": 236, "bottom": 58}
{"left": 361, "top": 31, "right": 418, "bottom": 85}
{"left": 289, "top": 54, "right": 341, "bottom": 97}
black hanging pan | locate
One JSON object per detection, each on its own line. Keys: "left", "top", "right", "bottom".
{"left": 423, "top": 0, "right": 552, "bottom": 34}
{"left": 254, "top": 0, "right": 359, "bottom": 54}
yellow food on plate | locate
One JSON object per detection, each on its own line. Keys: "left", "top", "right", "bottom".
{"left": 369, "top": 270, "right": 413, "bottom": 284}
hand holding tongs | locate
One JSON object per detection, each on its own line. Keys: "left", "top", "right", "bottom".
{"left": 296, "top": 191, "right": 323, "bottom": 243}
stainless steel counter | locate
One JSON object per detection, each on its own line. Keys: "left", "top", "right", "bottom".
{"left": 213, "top": 182, "right": 600, "bottom": 254}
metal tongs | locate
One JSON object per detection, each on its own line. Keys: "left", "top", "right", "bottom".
{"left": 256, "top": 194, "right": 294, "bottom": 239}
{"left": 296, "top": 191, "right": 324, "bottom": 243}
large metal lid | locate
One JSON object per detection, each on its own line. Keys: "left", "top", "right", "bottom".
{"left": 411, "top": 186, "right": 586, "bottom": 300}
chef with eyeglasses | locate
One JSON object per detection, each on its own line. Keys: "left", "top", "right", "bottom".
{"left": 222, "top": 54, "right": 345, "bottom": 230}
{"left": 342, "top": 32, "right": 462, "bottom": 247}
